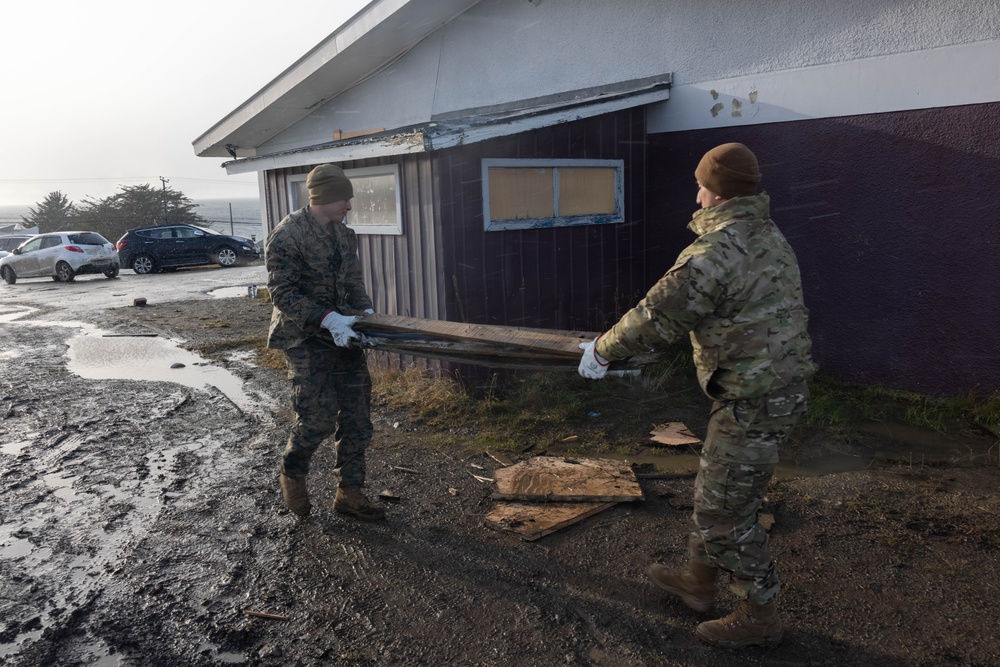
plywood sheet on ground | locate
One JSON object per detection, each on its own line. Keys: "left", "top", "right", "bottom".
{"left": 484, "top": 501, "right": 618, "bottom": 541}
{"left": 649, "top": 422, "right": 701, "bottom": 446}
{"left": 492, "top": 457, "right": 644, "bottom": 502}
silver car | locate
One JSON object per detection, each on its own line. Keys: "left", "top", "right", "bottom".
{"left": 0, "top": 231, "right": 120, "bottom": 284}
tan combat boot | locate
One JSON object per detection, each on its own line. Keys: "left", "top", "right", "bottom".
{"left": 646, "top": 560, "right": 718, "bottom": 613}
{"left": 695, "top": 599, "right": 784, "bottom": 648}
{"left": 334, "top": 487, "right": 386, "bottom": 522}
{"left": 279, "top": 473, "right": 311, "bottom": 517}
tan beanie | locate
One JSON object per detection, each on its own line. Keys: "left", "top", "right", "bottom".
{"left": 694, "top": 143, "right": 761, "bottom": 199}
{"left": 306, "top": 164, "right": 354, "bottom": 205}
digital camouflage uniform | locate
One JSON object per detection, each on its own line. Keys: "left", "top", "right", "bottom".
{"left": 598, "top": 192, "right": 816, "bottom": 605}
{"left": 266, "top": 207, "right": 374, "bottom": 488}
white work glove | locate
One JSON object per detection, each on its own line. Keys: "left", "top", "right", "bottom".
{"left": 320, "top": 311, "right": 361, "bottom": 348}
{"left": 578, "top": 337, "right": 610, "bottom": 379}
{"left": 363, "top": 308, "right": 375, "bottom": 315}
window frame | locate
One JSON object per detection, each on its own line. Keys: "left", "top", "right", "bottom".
{"left": 481, "top": 158, "right": 625, "bottom": 232}
{"left": 287, "top": 164, "right": 403, "bottom": 236}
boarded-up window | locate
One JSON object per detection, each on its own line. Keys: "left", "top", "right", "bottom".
{"left": 482, "top": 159, "right": 624, "bottom": 231}
{"left": 489, "top": 168, "right": 554, "bottom": 219}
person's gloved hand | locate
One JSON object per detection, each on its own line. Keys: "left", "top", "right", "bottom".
{"left": 578, "top": 337, "right": 610, "bottom": 379}
{"left": 363, "top": 308, "right": 375, "bottom": 315}
{"left": 320, "top": 311, "right": 361, "bottom": 347}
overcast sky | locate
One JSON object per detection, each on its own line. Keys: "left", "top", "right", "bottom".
{"left": 0, "top": 0, "right": 371, "bottom": 206}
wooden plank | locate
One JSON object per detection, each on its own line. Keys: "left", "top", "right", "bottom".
{"left": 347, "top": 314, "right": 661, "bottom": 370}
{"left": 355, "top": 314, "right": 596, "bottom": 357}
{"left": 484, "top": 501, "right": 618, "bottom": 541}
{"left": 492, "top": 457, "right": 644, "bottom": 503}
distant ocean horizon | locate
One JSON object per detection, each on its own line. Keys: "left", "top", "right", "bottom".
{"left": 0, "top": 197, "right": 264, "bottom": 240}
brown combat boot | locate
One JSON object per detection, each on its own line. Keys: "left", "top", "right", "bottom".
{"left": 695, "top": 599, "right": 784, "bottom": 648}
{"left": 279, "top": 473, "right": 311, "bottom": 517}
{"left": 334, "top": 487, "right": 386, "bottom": 522}
{"left": 646, "top": 560, "right": 718, "bottom": 613}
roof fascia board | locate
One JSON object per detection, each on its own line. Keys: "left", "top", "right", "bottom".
{"left": 221, "top": 78, "right": 671, "bottom": 174}
{"left": 428, "top": 87, "right": 671, "bottom": 150}
{"left": 223, "top": 133, "right": 428, "bottom": 175}
{"left": 432, "top": 73, "right": 672, "bottom": 122}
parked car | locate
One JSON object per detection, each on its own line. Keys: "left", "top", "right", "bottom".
{"left": 0, "top": 234, "right": 33, "bottom": 259}
{"left": 0, "top": 231, "right": 119, "bottom": 284}
{"left": 116, "top": 224, "right": 260, "bottom": 274}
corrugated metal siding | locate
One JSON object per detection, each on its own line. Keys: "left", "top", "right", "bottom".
{"left": 263, "top": 156, "right": 447, "bottom": 322}
{"left": 436, "top": 108, "right": 655, "bottom": 333}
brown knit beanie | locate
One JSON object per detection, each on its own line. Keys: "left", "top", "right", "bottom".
{"left": 307, "top": 164, "right": 354, "bottom": 205}
{"left": 694, "top": 143, "right": 761, "bottom": 199}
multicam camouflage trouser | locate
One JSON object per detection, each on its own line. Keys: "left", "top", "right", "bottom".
{"left": 280, "top": 340, "right": 373, "bottom": 488}
{"left": 688, "top": 382, "right": 809, "bottom": 605}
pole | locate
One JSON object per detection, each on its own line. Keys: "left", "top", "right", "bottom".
{"left": 229, "top": 203, "right": 234, "bottom": 235}
{"left": 159, "top": 176, "right": 169, "bottom": 224}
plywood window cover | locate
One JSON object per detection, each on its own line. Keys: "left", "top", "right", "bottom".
{"left": 482, "top": 158, "right": 625, "bottom": 232}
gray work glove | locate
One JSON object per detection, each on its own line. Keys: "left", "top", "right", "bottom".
{"left": 320, "top": 311, "right": 361, "bottom": 348}
{"left": 578, "top": 337, "right": 610, "bottom": 379}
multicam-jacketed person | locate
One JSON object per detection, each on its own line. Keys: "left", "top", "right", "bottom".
{"left": 578, "top": 143, "right": 816, "bottom": 647}
{"left": 266, "top": 164, "right": 385, "bottom": 522}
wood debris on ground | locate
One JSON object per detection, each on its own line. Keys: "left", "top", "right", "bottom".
{"left": 649, "top": 422, "right": 701, "bottom": 446}
{"left": 351, "top": 314, "right": 661, "bottom": 370}
{"left": 484, "top": 456, "right": 644, "bottom": 541}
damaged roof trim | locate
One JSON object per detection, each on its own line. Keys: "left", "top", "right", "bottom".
{"left": 221, "top": 74, "right": 671, "bottom": 175}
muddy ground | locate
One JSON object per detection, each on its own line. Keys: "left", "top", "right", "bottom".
{"left": 2, "top": 294, "right": 1000, "bottom": 667}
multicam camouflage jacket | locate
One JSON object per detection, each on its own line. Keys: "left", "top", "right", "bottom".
{"left": 597, "top": 193, "right": 816, "bottom": 400}
{"left": 265, "top": 207, "right": 373, "bottom": 350}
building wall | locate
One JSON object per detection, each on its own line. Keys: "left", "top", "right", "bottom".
{"left": 262, "top": 0, "right": 1000, "bottom": 152}
{"left": 648, "top": 103, "right": 1000, "bottom": 396}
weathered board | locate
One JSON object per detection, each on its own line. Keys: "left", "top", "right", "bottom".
{"left": 356, "top": 314, "right": 594, "bottom": 356}
{"left": 492, "top": 457, "right": 644, "bottom": 503}
{"left": 348, "top": 314, "right": 660, "bottom": 370}
{"left": 484, "top": 501, "right": 618, "bottom": 541}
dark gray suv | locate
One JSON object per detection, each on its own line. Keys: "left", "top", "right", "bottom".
{"left": 116, "top": 224, "right": 260, "bottom": 274}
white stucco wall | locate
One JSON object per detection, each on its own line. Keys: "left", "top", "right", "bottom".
{"left": 261, "top": 0, "right": 1000, "bottom": 154}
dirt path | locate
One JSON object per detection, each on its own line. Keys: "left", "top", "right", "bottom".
{"left": 1, "top": 295, "right": 999, "bottom": 666}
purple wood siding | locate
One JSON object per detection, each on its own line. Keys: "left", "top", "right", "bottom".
{"left": 436, "top": 108, "right": 653, "bottom": 333}
{"left": 648, "top": 102, "right": 1000, "bottom": 395}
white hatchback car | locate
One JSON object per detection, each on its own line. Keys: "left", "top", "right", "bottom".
{"left": 0, "top": 231, "right": 120, "bottom": 284}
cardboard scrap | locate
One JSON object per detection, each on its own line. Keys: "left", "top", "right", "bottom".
{"left": 492, "top": 456, "right": 643, "bottom": 503}
{"left": 649, "top": 422, "right": 701, "bottom": 446}
{"left": 484, "top": 501, "right": 618, "bottom": 541}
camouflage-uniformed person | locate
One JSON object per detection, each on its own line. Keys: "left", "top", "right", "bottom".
{"left": 266, "top": 163, "right": 385, "bottom": 522}
{"left": 578, "top": 143, "right": 816, "bottom": 648}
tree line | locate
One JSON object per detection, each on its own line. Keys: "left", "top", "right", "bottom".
{"left": 21, "top": 184, "right": 206, "bottom": 242}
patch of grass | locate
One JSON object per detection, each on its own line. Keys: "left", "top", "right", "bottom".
{"left": 369, "top": 353, "right": 700, "bottom": 455}
{"left": 806, "top": 374, "right": 1000, "bottom": 438}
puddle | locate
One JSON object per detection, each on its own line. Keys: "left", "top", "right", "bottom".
{"left": 0, "top": 302, "right": 259, "bottom": 412}
{"left": 67, "top": 333, "right": 258, "bottom": 412}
